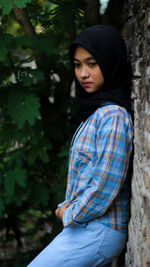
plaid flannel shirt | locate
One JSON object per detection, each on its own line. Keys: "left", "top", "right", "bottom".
{"left": 60, "top": 105, "right": 133, "bottom": 233}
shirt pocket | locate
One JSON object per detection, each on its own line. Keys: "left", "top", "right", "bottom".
{"left": 77, "top": 149, "right": 93, "bottom": 164}
{"left": 70, "top": 149, "right": 94, "bottom": 194}
{"left": 76, "top": 149, "right": 95, "bottom": 179}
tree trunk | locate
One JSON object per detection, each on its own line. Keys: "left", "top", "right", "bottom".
{"left": 83, "top": 0, "right": 100, "bottom": 27}
{"left": 12, "top": 5, "right": 35, "bottom": 37}
{"left": 12, "top": 5, "right": 46, "bottom": 70}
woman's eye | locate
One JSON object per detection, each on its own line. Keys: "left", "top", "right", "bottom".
{"left": 74, "top": 63, "right": 80, "bottom": 68}
{"left": 89, "top": 62, "right": 97, "bottom": 67}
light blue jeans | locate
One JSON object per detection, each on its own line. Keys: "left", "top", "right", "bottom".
{"left": 27, "top": 220, "right": 127, "bottom": 267}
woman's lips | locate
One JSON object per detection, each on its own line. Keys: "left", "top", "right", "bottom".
{"left": 82, "top": 82, "right": 92, "bottom": 87}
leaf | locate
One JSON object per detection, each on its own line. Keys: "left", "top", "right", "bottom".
{"left": 14, "top": 166, "right": 27, "bottom": 187}
{"left": 28, "top": 140, "right": 51, "bottom": 165}
{"left": 7, "top": 89, "right": 41, "bottom": 129}
{"left": 0, "top": 0, "right": 13, "bottom": 15}
{"left": 13, "top": 0, "right": 32, "bottom": 9}
{"left": 4, "top": 171, "right": 15, "bottom": 204}
{"left": 4, "top": 167, "right": 27, "bottom": 204}
{"left": 0, "top": 0, "right": 33, "bottom": 14}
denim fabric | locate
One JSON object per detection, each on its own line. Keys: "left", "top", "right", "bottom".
{"left": 27, "top": 221, "right": 127, "bottom": 267}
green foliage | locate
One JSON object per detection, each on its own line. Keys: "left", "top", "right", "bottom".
{"left": 7, "top": 89, "right": 41, "bottom": 129}
{"left": 4, "top": 167, "right": 27, "bottom": 204}
{"left": 16, "top": 34, "right": 58, "bottom": 56}
{"left": 50, "top": 0, "right": 84, "bottom": 37}
{"left": 0, "top": 33, "right": 13, "bottom": 61}
{"left": 0, "top": 0, "right": 85, "bottom": 263}
{"left": 0, "top": 0, "right": 32, "bottom": 14}
{"left": 0, "top": 200, "right": 5, "bottom": 218}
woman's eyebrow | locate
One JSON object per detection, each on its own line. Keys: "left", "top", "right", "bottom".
{"left": 74, "top": 56, "right": 95, "bottom": 61}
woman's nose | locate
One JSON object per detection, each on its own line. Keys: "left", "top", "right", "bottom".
{"left": 80, "top": 66, "right": 90, "bottom": 78}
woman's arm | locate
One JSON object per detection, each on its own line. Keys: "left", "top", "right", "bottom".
{"left": 62, "top": 111, "right": 133, "bottom": 227}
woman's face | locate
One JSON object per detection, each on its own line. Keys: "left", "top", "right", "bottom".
{"left": 74, "top": 46, "right": 104, "bottom": 93}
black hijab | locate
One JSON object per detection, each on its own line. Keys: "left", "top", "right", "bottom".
{"left": 69, "top": 25, "right": 132, "bottom": 121}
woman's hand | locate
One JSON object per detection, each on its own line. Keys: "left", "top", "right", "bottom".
{"left": 55, "top": 201, "right": 69, "bottom": 221}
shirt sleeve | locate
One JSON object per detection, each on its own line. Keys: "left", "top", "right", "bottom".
{"left": 57, "top": 200, "right": 67, "bottom": 208}
{"left": 62, "top": 112, "right": 133, "bottom": 227}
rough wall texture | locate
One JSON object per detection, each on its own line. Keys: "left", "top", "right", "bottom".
{"left": 122, "top": 1, "right": 150, "bottom": 267}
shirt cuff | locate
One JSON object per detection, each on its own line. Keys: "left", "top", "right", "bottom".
{"left": 62, "top": 204, "right": 87, "bottom": 228}
{"left": 57, "top": 200, "right": 67, "bottom": 208}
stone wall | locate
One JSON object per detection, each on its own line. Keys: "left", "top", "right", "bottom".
{"left": 122, "top": 1, "right": 150, "bottom": 267}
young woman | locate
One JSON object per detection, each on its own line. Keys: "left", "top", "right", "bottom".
{"left": 27, "top": 25, "right": 133, "bottom": 267}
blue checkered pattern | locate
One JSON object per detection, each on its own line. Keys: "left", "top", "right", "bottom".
{"left": 62, "top": 105, "right": 133, "bottom": 233}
